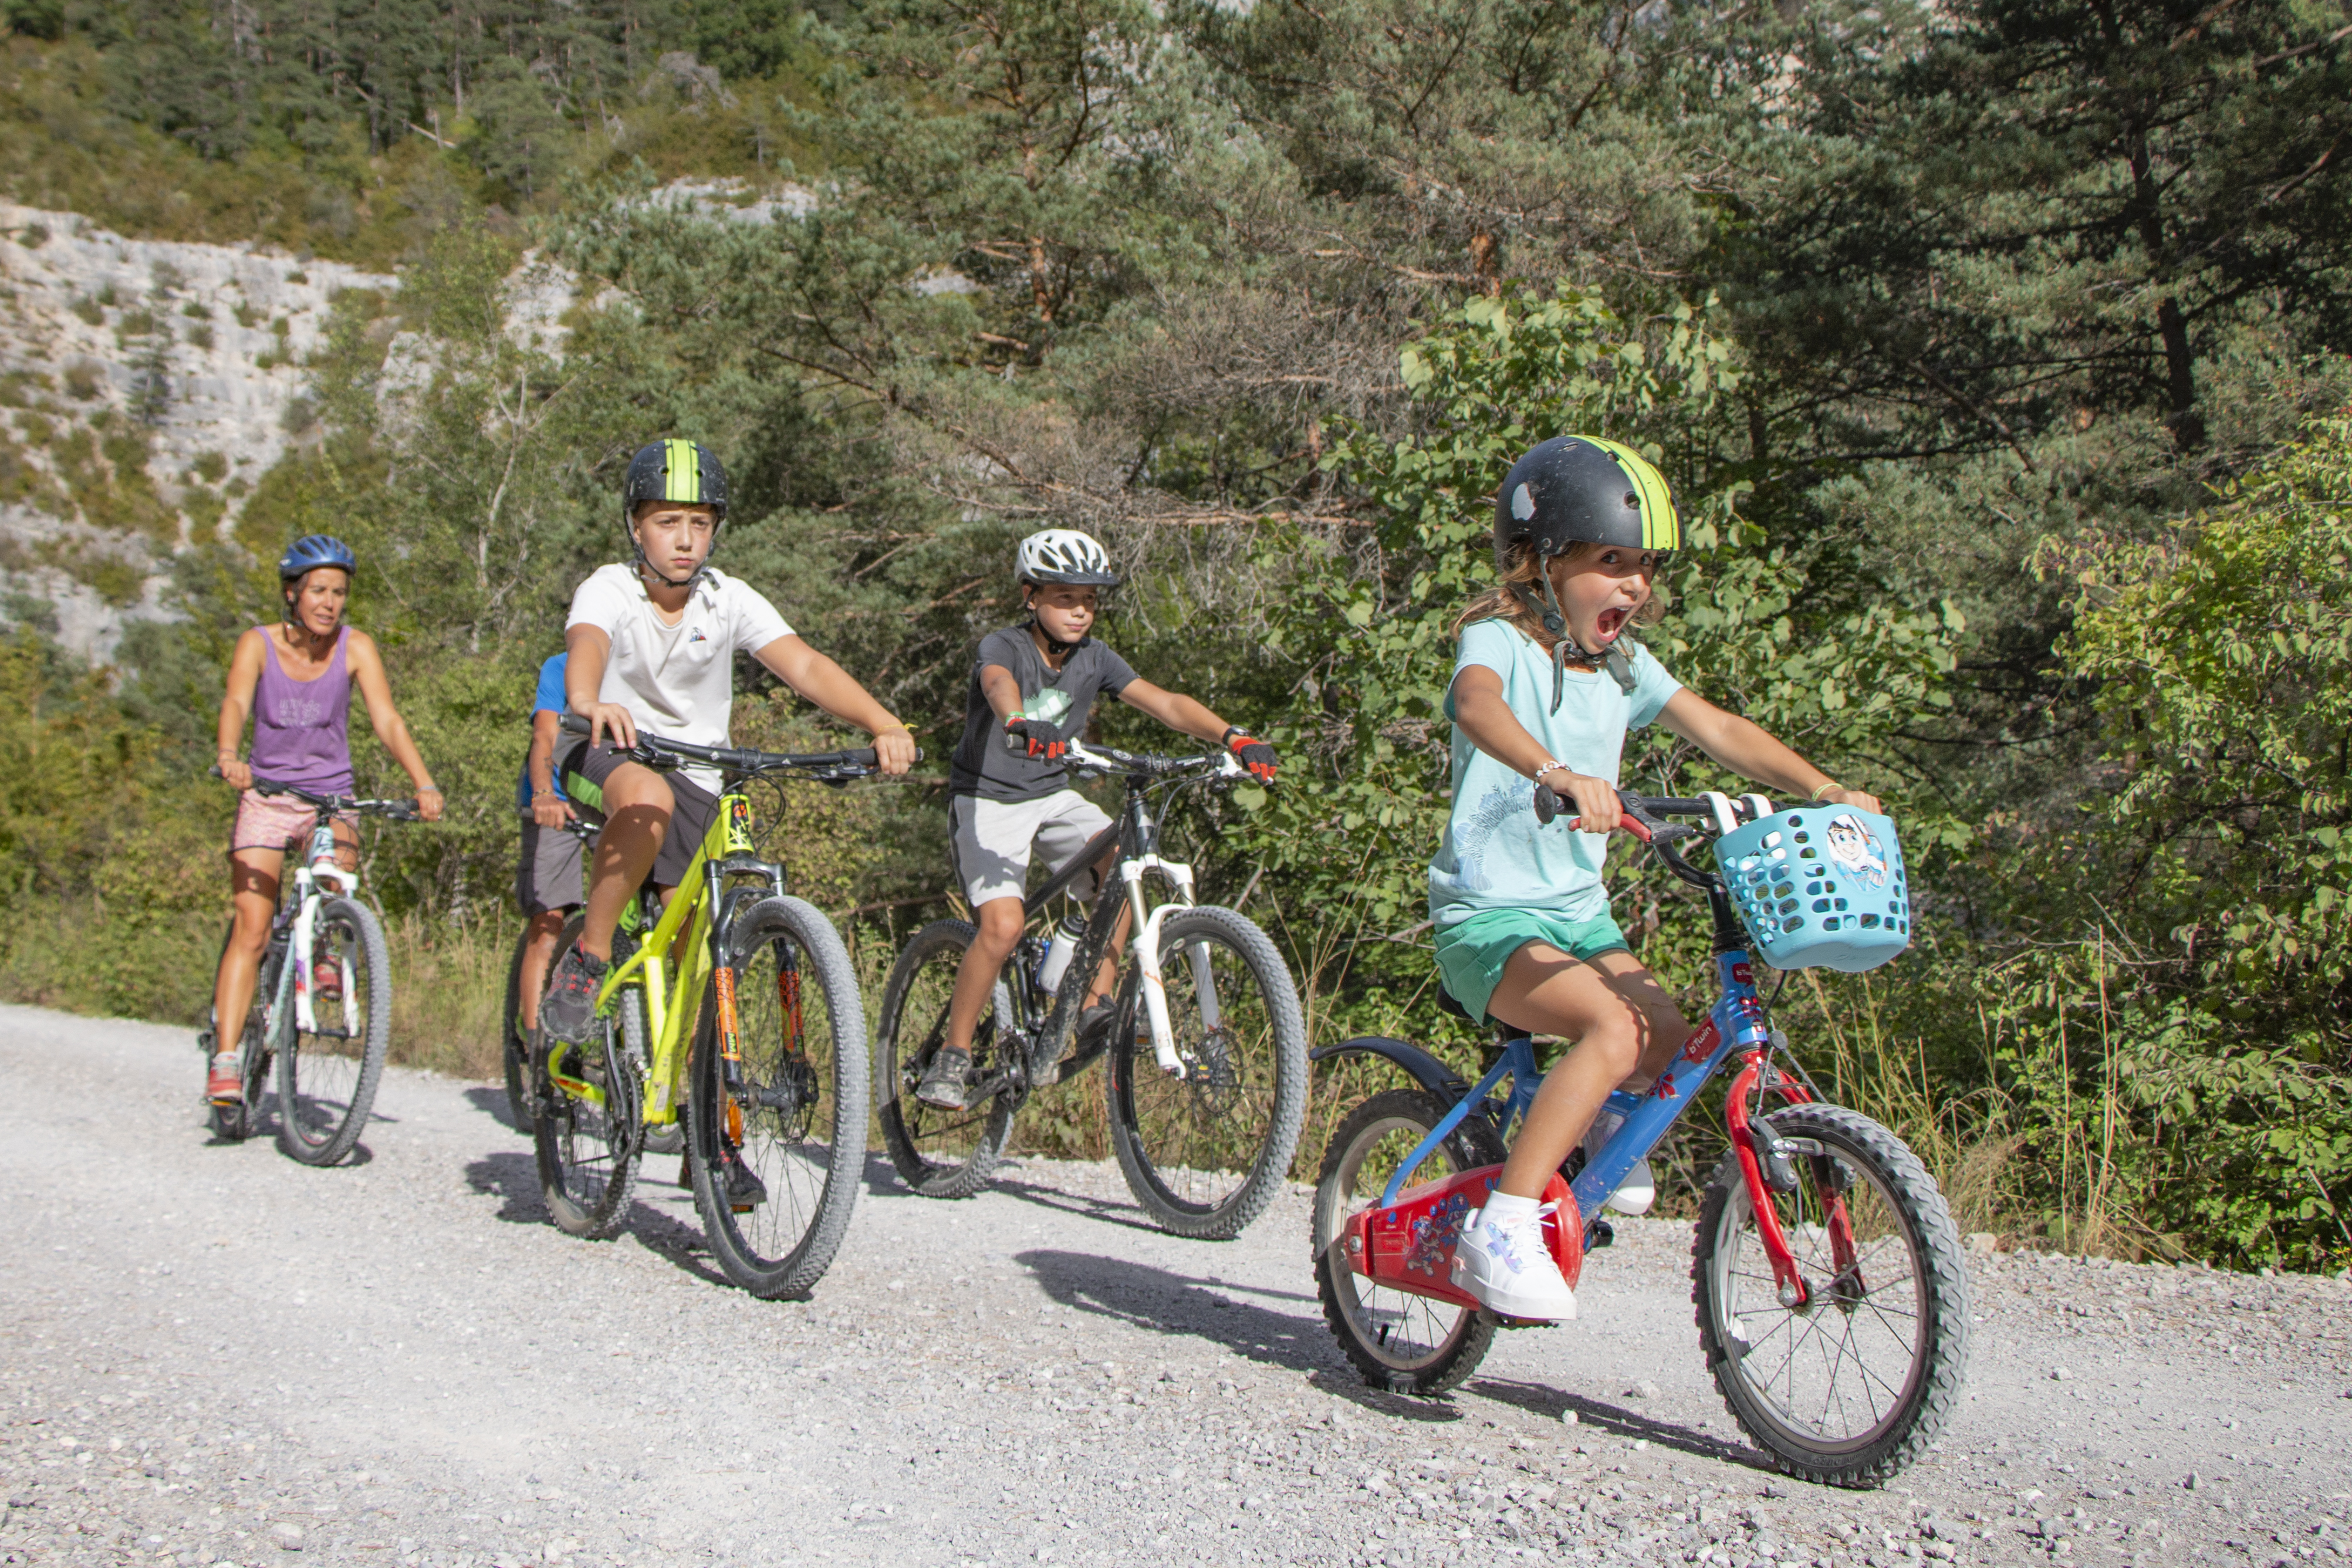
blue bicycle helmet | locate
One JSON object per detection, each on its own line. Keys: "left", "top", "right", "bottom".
{"left": 279, "top": 534, "right": 356, "bottom": 582}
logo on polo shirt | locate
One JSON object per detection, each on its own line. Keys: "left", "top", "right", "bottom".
{"left": 688, "top": 628, "right": 708, "bottom": 644}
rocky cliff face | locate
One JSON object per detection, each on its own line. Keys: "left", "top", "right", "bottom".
{"left": 0, "top": 201, "right": 396, "bottom": 660}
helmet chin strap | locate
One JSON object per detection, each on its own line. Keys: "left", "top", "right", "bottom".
{"left": 1510, "top": 565, "right": 1636, "bottom": 710}
{"left": 1023, "top": 587, "right": 1089, "bottom": 658}
{"left": 630, "top": 529, "right": 712, "bottom": 594}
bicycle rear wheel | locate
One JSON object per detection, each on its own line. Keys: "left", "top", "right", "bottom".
{"left": 1313, "top": 1088, "right": 1504, "bottom": 1396}
{"left": 1107, "top": 904, "right": 1308, "bottom": 1238}
{"left": 685, "top": 895, "right": 869, "bottom": 1298}
{"left": 501, "top": 928, "right": 530, "bottom": 1131}
{"left": 1691, "top": 1103, "right": 1971, "bottom": 1486}
{"left": 205, "top": 920, "right": 275, "bottom": 1143}
{"left": 532, "top": 915, "right": 646, "bottom": 1238}
{"left": 876, "top": 918, "right": 1018, "bottom": 1198}
{"left": 276, "top": 896, "right": 392, "bottom": 1166}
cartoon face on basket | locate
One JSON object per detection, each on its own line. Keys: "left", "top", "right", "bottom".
{"left": 1824, "top": 815, "right": 1888, "bottom": 888}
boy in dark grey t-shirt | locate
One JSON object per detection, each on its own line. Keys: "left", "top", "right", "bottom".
{"left": 917, "top": 529, "right": 1279, "bottom": 1110}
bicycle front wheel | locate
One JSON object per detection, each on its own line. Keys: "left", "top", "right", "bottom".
{"left": 533, "top": 917, "right": 646, "bottom": 1238}
{"left": 1107, "top": 905, "right": 1307, "bottom": 1238}
{"left": 1691, "top": 1103, "right": 1971, "bottom": 1486}
{"left": 276, "top": 896, "right": 391, "bottom": 1167}
{"left": 876, "top": 918, "right": 1017, "bottom": 1198}
{"left": 1313, "top": 1088, "right": 1503, "bottom": 1396}
{"left": 684, "top": 896, "right": 869, "bottom": 1298}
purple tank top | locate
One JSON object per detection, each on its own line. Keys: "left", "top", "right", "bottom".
{"left": 249, "top": 627, "right": 355, "bottom": 795}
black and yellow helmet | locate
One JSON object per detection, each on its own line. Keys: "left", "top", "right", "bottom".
{"left": 623, "top": 438, "right": 729, "bottom": 523}
{"left": 1493, "top": 434, "right": 1678, "bottom": 571}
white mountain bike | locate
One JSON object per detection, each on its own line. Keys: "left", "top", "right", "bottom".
{"left": 202, "top": 779, "right": 415, "bottom": 1164}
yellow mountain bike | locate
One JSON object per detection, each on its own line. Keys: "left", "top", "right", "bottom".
{"left": 528, "top": 716, "right": 903, "bottom": 1299}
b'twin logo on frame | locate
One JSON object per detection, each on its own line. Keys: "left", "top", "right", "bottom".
{"left": 1731, "top": 961, "right": 1755, "bottom": 987}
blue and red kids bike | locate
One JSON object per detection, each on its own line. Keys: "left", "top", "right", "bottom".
{"left": 1311, "top": 788, "right": 1969, "bottom": 1487}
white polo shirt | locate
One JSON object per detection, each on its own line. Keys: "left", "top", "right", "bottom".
{"left": 566, "top": 563, "right": 793, "bottom": 792}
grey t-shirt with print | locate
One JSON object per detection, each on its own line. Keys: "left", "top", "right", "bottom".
{"left": 950, "top": 627, "right": 1138, "bottom": 802}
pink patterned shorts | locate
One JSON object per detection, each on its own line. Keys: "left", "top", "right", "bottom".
{"left": 228, "top": 789, "right": 353, "bottom": 855}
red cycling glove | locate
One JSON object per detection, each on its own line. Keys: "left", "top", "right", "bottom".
{"left": 1223, "top": 726, "right": 1278, "bottom": 783}
{"left": 1005, "top": 718, "right": 1067, "bottom": 761}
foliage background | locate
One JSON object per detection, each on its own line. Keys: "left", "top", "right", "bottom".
{"left": 1, "top": 0, "right": 2346, "bottom": 1270}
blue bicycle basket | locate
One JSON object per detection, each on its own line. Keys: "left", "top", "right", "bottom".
{"left": 1714, "top": 806, "right": 1911, "bottom": 972}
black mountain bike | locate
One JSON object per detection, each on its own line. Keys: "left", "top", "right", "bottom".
{"left": 876, "top": 739, "right": 1309, "bottom": 1238}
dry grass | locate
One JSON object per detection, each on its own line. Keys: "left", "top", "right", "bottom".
{"left": 384, "top": 913, "right": 515, "bottom": 1082}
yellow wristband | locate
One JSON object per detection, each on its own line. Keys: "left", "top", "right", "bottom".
{"left": 1810, "top": 780, "right": 1840, "bottom": 802}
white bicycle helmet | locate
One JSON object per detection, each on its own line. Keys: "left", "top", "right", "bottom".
{"left": 1015, "top": 529, "right": 1120, "bottom": 588}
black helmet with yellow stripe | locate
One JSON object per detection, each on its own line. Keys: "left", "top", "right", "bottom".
{"left": 625, "top": 438, "right": 729, "bottom": 523}
{"left": 1492, "top": 435, "right": 1681, "bottom": 707}
{"left": 623, "top": 438, "right": 729, "bottom": 588}
{"left": 1493, "top": 434, "right": 1678, "bottom": 570}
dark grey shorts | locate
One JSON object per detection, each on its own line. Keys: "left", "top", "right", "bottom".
{"left": 556, "top": 740, "right": 722, "bottom": 890}
{"left": 515, "top": 818, "right": 587, "bottom": 916}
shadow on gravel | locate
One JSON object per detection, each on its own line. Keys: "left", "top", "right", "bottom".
{"left": 988, "top": 1174, "right": 1164, "bottom": 1235}
{"left": 466, "top": 1151, "right": 547, "bottom": 1223}
{"left": 1021, "top": 1247, "right": 1469, "bottom": 1422}
{"left": 464, "top": 1149, "right": 734, "bottom": 1288}
{"left": 464, "top": 1086, "right": 526, "bottom": 1135}
{"left": 1467, "top": 1377, "right": 1772, "bottom": 1469}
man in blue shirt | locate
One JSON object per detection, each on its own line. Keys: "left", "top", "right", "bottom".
{"left": 516, "top": 653, "right": 585, "bottom": 1032}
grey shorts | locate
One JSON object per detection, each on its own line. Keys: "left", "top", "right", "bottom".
{"left": 556, "top": 740, "right": 721, "bottom": 890}
{"left": 949, "top": 790, "right": 1116, "bottom": 908}
{"left": 516, "top": 818, "right": 587, "bottom": 917}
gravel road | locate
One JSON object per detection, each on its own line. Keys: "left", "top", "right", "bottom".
{"left": 5, "top": 1002, "right": 2350, "bottom": 1568}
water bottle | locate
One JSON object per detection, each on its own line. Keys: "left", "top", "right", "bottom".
{"left": 1033, "top": 913, "right": 1087, "bottom": 996}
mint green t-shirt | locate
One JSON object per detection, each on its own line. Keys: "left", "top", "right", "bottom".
{"left": 1427, "top": 618, "right": 1683, "bottom": 928}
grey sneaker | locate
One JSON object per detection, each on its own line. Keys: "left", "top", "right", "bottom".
{"left": 538, "top": 942, "right": 609, "bottom": 1046}
{"left": 1074, "top": 999, "right": 1118, "bottom": 1052}
{"left": 915, "top": 1046, "right": 974, "bottom": 1110}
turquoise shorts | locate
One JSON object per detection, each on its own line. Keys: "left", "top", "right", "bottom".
{"left": 1432, "top": 907, "right": 1631, "bottom": 1023}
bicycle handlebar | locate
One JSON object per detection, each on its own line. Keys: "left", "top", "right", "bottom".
{"left": 1053, "top": 736, "right": 1248, "bottom": 782}
{"left": 210, "top": 766, "right": 423, "bottom": 820}
{"left": 556, "top": 712, "right": 910, "bottom": 780}
{"left": 1532, "top": 785, "right": 1775, "bottom": 844}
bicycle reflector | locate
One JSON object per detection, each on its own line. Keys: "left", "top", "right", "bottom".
{"left": 1714, "top": 806, "right": 1911, "bottom": 972}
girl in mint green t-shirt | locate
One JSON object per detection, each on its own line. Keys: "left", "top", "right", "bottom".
{"left": 1433, "top": 434, "right": 1885, "bottom": 1323}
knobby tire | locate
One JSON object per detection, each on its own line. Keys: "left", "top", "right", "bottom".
{"left": 876, "top": 918, "right": 1017, "bottom": 1198}
{"left": 685, "top": 895, "right": 869, "bottom": 1299}
{"left": 532, "top": 913, "right": 645, "bottom": 1239}
{"left": 1106, "top": 904, "right": 1308, "bottom": 1239}
{"left": 1691, "top": 1103, "right": 1971, "bottom": 1487}
{"left": 276, "top": 895, "right": 391, "bottom": 1167}
{"left": 1313, "top": 1088, "right": 1506, "bottom": 1397}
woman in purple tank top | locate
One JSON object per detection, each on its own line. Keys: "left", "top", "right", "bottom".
{"left": 204, "top": 535, "right": 445, "bottom": 1106}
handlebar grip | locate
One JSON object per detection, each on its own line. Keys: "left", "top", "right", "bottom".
{"left": 558, "top": 713, "right": 591, "bottom": 735}
{"left": 1531, "top": 783, "right": 1654, "bottom": 842}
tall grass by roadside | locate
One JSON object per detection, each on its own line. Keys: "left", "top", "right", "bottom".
{"left": 384, "top": 914, "right": 516, "bottom": 1082}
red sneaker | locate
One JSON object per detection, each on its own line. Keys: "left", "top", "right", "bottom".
{"left": 313, "top": 957, "right": 343, "bottom": 1001}
{"left": 207, "top": 1051, "right": 243, "bottom": 1103}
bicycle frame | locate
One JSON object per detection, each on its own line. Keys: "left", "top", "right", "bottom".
{"left": 1365, "top": 815, "right": 1836, "bottom": 1309}
{"left": 573, "top": 790, "right": 782, "bottom": 1127}
{"left": 264, "top": 814, "right": 361, "bottom": 1042}
{"left": 996, "top": 743, "right": 1235, "bottom": 1089}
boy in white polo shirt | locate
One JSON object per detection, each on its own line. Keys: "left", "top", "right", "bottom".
{"left": 537, "top": 438, "right": 917, "bottom": 1045}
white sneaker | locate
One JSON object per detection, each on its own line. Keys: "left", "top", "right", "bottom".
{"left": 1585, "top": 1110, "right": 1655, "bottom": 1216}
{"left": 1606, "top": 1158, "right": 1656, "bottom": 1216}
{"left": 1451, "top": 1208, "right": 1577, "bottom": 1320}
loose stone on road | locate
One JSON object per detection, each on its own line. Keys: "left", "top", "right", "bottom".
{"left": 3, "top": 1003, "right": 2347, "bottom": 1567}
